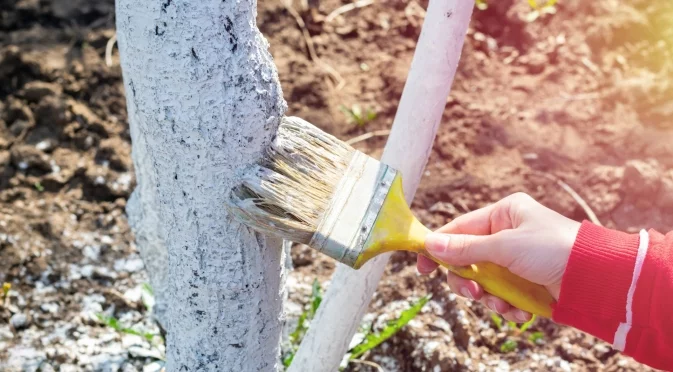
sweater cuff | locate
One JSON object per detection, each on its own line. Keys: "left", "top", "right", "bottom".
{"left": 552, "top": 221, "right": 640, "bottom": 342}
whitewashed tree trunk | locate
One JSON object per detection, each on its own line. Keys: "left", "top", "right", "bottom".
{"left": 288, "top": 1, "right": 474, "bottom": 370}
{"left": 125, "top": 135, "right": 169, "bottom": 329}
{"left": 116, "top": 0, "right": 288, "bottom": 370}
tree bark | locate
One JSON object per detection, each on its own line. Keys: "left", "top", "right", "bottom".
{"left": 288, "top": 1, "right": 474, "bottom": 370}
{"left": 116, "top": 0, "right": 288, "bottom": 370}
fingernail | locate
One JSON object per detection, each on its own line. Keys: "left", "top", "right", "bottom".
{"left": 460, "top": 288, "right": 474, "bottom": 300}
{"left": 515, "top": 310, "right": 529, "bottom": 322}
{"left": 425, "top": 233, "right": 449, "bottom": 255}
{"left": 487, "top": 299, "right": 499, "bottom": 313}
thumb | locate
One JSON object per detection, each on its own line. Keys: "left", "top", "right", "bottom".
{"left": 425, "top": 232, "right": 505, "bottom": 267}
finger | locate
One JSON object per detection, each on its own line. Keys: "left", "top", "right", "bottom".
{"left": 508, "top": 308, "right": 532, "bottom": 323}
{"left": 501, "top": 308, "right": 532, "bottom": 323}
{"left": 480, "top": 294, "right": 511, "bottom": 315}
{"left": 501, "top": 311, "right": 521, "bottom": 323}
{"left": 425, "top": 232, "right": 512, "bottom": 267}
{"left": 435, "top": 203, "right": 499, "bottom": 235}
{"left": 446, "top": 271, "right": 483, "bottom": 300}
{"left": 417, "top": 255, "right": 439, "bottom": 274}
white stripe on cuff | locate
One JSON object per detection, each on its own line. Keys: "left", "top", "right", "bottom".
{"left": 613, "top": 229, "right": 649, "bottom": 351}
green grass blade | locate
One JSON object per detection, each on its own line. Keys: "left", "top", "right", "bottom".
{"left": 97, "top": 313, "right": 159, "bottom": 341}
{"left": 285, "top": 278, "right": 324, "bottom": 368}
{"left": 289, "top": 312, "right": 308, "bottom": 344}
{"left": 529, "top": 331, "right": 545, "bottom": 344}
{"left": 97, "top": 314, "right": 121, "bottom": 331}
{"left": 310, "top": 279, "right": 322, "bottom": 316}
{"left": 518, "top": 315, "right": 536, "bottom": 332}
{"left": 283, "top": 352, "right": 295, "bottom": 368}
{"left": 500, "top": 339, "right": 518, "bottom": 353}
{"left": 349, "top": 295, "right": 430, "bottom": 360}
{"left": 490, "top": 312, "right": 503, "bottom": 330}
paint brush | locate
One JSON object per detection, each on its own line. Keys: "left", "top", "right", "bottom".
{"left": 225, "top": 116, "right": 555, "bottom": 317}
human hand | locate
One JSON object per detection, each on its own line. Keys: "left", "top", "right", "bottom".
{"left": 418, "top": 193, "right": 581, "bottom": 323}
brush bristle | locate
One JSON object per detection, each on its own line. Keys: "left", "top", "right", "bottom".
{"left": 226, "top": 116, "right": 355, "bottom": 243}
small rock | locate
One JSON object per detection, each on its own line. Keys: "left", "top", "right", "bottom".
{"left": 40, "top": 303, "right": 59, "bottom": 314}
{"left": 81, "top": 265, "right": 118, "bottom": 280}
{"left": 122, "top": 334, "right": 146, "bottom": 349}
{"left": 10, "top": 145, "right": 52, "bottom": 174}
{"left": 80, "top": 293, "right": 106, "bottom": 322}
{"left": 83, "top": 245, "right": 101, "bottom": 261}
{"left": 35, "top": 139, "right": 56, "bottom": 152}
{"left": 38, "top": 362, "right": 56, "bottom": 372}
{"left": 143, "top": 361, "right": 165, "bottom": 372}
{"left": 10, "top": 313, "right": 30, "bottom": 330}
{"left": 122, "top": 363, "right": 140, "bottom": 372}
{"left": 123, "top": 286, "right": 143, "bottom": 303}
{"left": 0, "top": 326, "right": 14, "bottom": 340}
{"left": 429, "top": 318, "right": 451, "bottom": 333}
{"left": 59, "top": 365, "right": 79, "bottom": 372}
{"left": 114, "top": 257, "right": 145, "bottom": 273}
{"left": 89, "top": 354, "right": 126, "bottom": 371}
{"left": 592, "top": 343, "right": 612, "bottom": 359}
{"left": 128, "top": 346, "right": 164, "bottom": 360}
{"left": 622, "top": 159, "right": 662, "bottom": 204}
{"left": 519, "top": 52, "right": 549, "bottom": 74}
{"left": 19, "top": 81, "right": 62, "bottom": 102}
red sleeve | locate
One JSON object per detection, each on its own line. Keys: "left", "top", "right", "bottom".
{"left": 552, "top": 221, "right": 673, "bottom": 371}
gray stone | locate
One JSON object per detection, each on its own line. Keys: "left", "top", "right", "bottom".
{"left": 10, "top": 313, "right": 30, "bottom": 330}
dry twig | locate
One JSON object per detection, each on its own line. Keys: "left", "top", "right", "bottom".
{"left": 349, "top": 359, "right": 385, "bottom": 372}
{"left": 325, "top": 0, "right": 375, "bottom": 23}
{"left": 281, "top": 0, "right": 345, "bottom": 90}
{"left": 345, "top": 129, "right": 390, "bottom": 145}
{"left": 105, "top": 33, "right": 117, "bottom": 67}
{"left": 537, "top": 172, "right": 602, "bottom": 226}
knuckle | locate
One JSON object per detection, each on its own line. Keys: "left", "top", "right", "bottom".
{"left": 508, "top": 192, "right": 533, "bottom": 203}
{"left": 451, "top": 235, "right": 472, "bottom": 259}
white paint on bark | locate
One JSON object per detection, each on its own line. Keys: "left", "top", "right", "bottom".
{"left": 116, "top": 0, "right": 288, "bottom": 370}
{"left": 125, "top": 139, "right": 169, "bottom": 328}
{"left": 288, "top": 1, "right": 474, "bottom": 370}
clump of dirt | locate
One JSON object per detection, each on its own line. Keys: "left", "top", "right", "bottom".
{"left": 1, "top": 0, "right": 672, "bottom": 371}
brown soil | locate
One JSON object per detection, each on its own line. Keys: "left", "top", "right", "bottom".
{"left": 1, "top": 0, "right": 672, "bottom": 371}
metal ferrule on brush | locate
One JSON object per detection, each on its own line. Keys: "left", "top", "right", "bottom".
{"left": 309, "top": 151, "right": 397, "bottom": 267}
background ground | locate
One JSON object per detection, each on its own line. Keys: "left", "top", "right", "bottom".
{"left": 1, "top": 0, "right": 672, "bottom": 371}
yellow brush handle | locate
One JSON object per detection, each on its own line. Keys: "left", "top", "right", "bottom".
{"left": 420, "top": 249, "right": 554, "bottom": 318}
{"left": 355, "top": 175, "right": 555, "bottom": 318}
